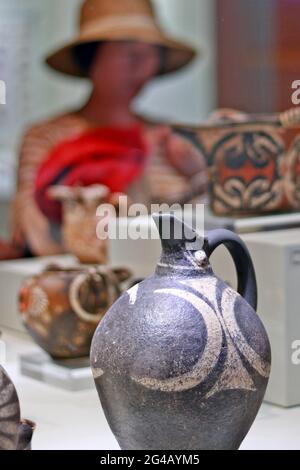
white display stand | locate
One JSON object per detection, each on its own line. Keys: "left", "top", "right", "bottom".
{"left": 20, "top": 352, "right": 94, "bottom": 391}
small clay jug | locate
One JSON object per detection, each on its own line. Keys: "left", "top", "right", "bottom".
{"left": 91, "top": 213, "right": 271, "bottom": 450}
{"left": 0, "top": 365, "right": 35, "bottom": 450}
{"left": 19, "top": 264, "right": 131, "bottom": 359}
{"left": 49, "top": 185, "right": 123, "bottom": 265}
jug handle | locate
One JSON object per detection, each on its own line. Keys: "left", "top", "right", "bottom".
{"left": 204, "top": 229, "right": 257, "bottom": 311}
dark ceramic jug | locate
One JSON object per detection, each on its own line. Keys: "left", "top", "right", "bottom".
{"left": 91, "top": 213, "right": 271, "bottom": 450}
{"left": 0, "top": 365, "right": 35, "bottom": 450}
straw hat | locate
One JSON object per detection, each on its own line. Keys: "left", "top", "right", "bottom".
{"left": 46, "top": 0, "right": 197, "bottom": 77}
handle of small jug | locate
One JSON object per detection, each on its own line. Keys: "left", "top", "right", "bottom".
{"left": 16, "top": 420, "right": 35, "bottom": 451}
{"left": 204, "top": 229, "right": 257, "bottom": 311}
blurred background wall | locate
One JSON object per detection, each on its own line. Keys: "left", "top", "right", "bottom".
{"left": 217, "top": 0, "right": 300, "bottom": 113}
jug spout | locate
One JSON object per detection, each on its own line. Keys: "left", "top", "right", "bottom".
{"left": 152, "top": 213, "right": 206, "bottom": 274}
{"left": 152, "top": 212, "right": 203, "bottom": 252}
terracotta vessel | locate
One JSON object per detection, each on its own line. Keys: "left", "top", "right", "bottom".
{"left": 189, "top": 107, "right": 300, "bottom": 216}
{"left": 91, "top": 213, "right": 271, "bottom": 450}
{"left": 0, "top": 365, "right": 35, "bottom": 450}
{"left": 49, "top": 184, "right": 122, "bottom": 264}
{"left": 19, "top": 264, "right": 131, "bottom": 359}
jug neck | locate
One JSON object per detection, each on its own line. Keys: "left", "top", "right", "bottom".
{"left": 153, "top": 213, "right": 212, "bottom": 278}
{"left": 155, "top": 242, "right": 213, "bottom": 278}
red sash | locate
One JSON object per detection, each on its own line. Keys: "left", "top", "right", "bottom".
{"left": 35, "top": 125, "right": 148, "bottom": 222}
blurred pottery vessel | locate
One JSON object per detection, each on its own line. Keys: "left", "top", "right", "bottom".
{"left": 49, "top": 185, "right": 123, "bottom": 264}
{"left": 0, "top": 365, "right": 35, "bottom": 450}
{"left": 190, "top": 107, "right": 300, "bottom": 216}
{"left": 19, "top": 264, "right": 131, "bottom": 359}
